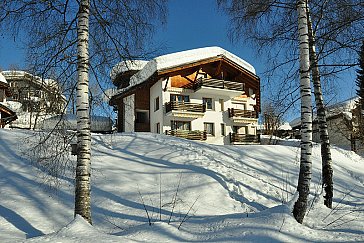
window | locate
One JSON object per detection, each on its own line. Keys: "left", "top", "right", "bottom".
{"left": 171, "top": 121, "right": 191, "bottom": 131}
{"left": 204, "top": 122, "right": 215, "bottom": 136}
{"left": 156, "top": 123, "right": 160, "bottom": 134}
{"left": 203, "top": 97, "right": 213, "bottom": 110}
{"left": 136, "top": 110, "right": 149, "bottom": 123}
{"left": 154, "top": 96, "right": 160, "bottom": 111}
{"left": 219, "top": 99, "right": 224, "bottom": 111}
{"left": 221, "top": 123, "right": 226, "bottom": 136}
{"left": 249, "top": 88, "right": 254, "bottom": 96}
{"left": 170, "top": 94, "right": 189, "bottom": 103}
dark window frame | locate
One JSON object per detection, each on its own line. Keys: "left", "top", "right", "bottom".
{"left": 203, "top": 97, "right": 213, "bottom": 110}
{"left": 171, "top": 120, "right": 191, "bottom": 131}
{"left": 204, "top": 122, "right": 215, "bottom": 136}
{"left": 154, "top": 96, "right": 160, "bottom": 111}
{"left": 221, "top": 123, "right": 226, "bottom": 136}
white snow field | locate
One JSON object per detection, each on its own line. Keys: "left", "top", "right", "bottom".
{"left": 0, "top": 129, "right": 364, "bottom": 242}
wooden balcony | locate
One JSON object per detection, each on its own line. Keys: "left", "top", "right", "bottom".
{"left": 165, "top": 101, "right": 206, "bottom": 118}
{"left": 165, "top": 130, "right": 207, "bottom": 141}
{"left": 193, "top": 78, "right": 245, "bottom": 92}
{"left": 229, "top": 133, "right": 260, "bottom": 144}
{"left": 228, "top": 108, "right": 257, "bottom": 118}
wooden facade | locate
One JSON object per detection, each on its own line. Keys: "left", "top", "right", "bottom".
{"left": 0, "top": 73, "right": 17, "bottom": 127}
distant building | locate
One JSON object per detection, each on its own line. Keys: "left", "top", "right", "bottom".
{"left": 291, "top": 97, "right": 363, "bottom": 152}
{"left": 109, "top": 47, "right": 261, "bottom": 145}
{"left": 277, "top": 122, "right": 293, "bottom": 138}
{"left": 1, "top": 70, "right": 67, "bottom": 129}
{"left": 0, "top": 73, "right": 17, "bottom": 127}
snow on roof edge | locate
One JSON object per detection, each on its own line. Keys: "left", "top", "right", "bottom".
{"left": 2, "top": 70, "right": 61, "bottom": 89}
{"left": 290, "top": 96, "right": 359, "bottom": 127}
{"left": 0, "top": 72, "right": 7, "bottom": 84}
{"left": 110, "top": 60, "right": 149, "bottom": 81}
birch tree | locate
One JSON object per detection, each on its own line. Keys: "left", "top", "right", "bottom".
{"left": 356, "top": 41, "right": 364, "bottom": 143}
{"left": 306, "top": 4, "right": 333, "bottom": 209}
{"left": 292, "top": 0, "right": 313, "bottom": 223}
{"left": 0, "top": 0, "right": 167, "bottom": 224}
{"left": 74, "top": 0, "right": 92, "bottom": 223}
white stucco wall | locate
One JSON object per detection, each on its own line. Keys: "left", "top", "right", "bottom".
{"left": 123, "top": 94, "right": 135, "bottom": 132}
{"left": 158, "top": 85, "right": 258, "bottom": 145}
{"left": 150, "top": 78, "right": 165, "bottom": 134}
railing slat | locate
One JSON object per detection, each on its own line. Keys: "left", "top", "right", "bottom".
{"left": 229, "top": 133, "right": 260, "bottom": 143}
{"left": 166, "top": 130, "right": 207, "bottom": 140}
{"left": 228, "top": 108, "right": 257, "bottom": 118}
{"left": 166, "top": 101, "right": 206, "bottom": 113}
{"left": 194, "top": 78, "right": 245, "bottom": 91}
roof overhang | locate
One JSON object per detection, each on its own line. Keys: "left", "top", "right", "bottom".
{"left": 0, "top": 103, "right": 17, "bottom": 125}
{"left": 110, "top": 47, "right": 259, "bottom": 102}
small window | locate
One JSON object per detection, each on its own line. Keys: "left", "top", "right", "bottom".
{"left": 219, "top": 99, "right": 224, "bottom": 111}
{"left": 203, "top": 97, "right": 213, "bottom": 110}
{"left": 156, "top": 123, "right": 160, "bottom": 134}
{"left": 204, "top": 122, "right": 215, "bottom": 136}
{"left": 221, "top": 123, "right": 225, "bottom": 136}
{"left": 154, "top": 96, "right": 160, "bottom": 111}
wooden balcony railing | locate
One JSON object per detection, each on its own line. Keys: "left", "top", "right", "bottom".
{"left": 229, "top": 133, "right": 260, "bottom": 143}
{"left": 228, "top": 108, "right": 257, "bottom": 118}
{"left": 165, "top": 130, "right": 207, "bottom": 141}
{"left": 193, "top": 78, "right": 245, "bottom": 91}
{"left": 165, "top": 101, "right": 206, "bottom": 113}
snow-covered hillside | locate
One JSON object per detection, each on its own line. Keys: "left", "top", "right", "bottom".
{"left": 0, "top": 129, "right": 363, "bottom": 242}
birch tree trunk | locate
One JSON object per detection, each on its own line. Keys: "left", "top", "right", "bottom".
{"left": 293, "top": 0, "right": 313, "bottom": 224}
{"left": 306, "top": 5, "right": 334, "bottom": 209}
{"left": 75, "top": 0, "right": 92, "bottom": 224}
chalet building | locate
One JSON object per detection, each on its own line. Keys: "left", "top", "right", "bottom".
{"left": 1, "top": 70, "right": 66, "bottom": 129}
{"left": 0, "top": 72, "right": 17, "bottom": 127}
{"left": 109, "top": 47, "right": 260, "bottom": 145}
{"left": 2, "top": 70, "right": 66, "bottom": 113}
{"left": 291, "top": 97, "right": 363, "bottom": 153}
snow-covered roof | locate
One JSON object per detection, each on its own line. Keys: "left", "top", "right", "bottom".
{"left": 278, "top": 122, "right": 292, "bottom": 131}
{"left": 112, "top": 46, "right": 256, "bottom": 97}
{"left": 290, "top": 97, "right": 359, "bottom": 128}
{"left": 1, "top": 70, "right": 60, "bottom": 90}
{"left": 326, "top": 97, "right": 358, "bottom": 113}
{"left": 0, "top": 72, "right": 7, "bottom": 84}
{"left": 110, "top": 60, "right": 149, "bottom": 81}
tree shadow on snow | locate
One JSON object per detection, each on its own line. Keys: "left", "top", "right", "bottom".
{"left": 0, "top": 204, "right": 44, "bottom": 238}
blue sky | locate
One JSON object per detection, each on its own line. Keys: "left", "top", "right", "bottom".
{"left": 0, "top": 0, "right": 261, "bottom": 75}
{"left": 0, "top": 0, "right": 358, "bottom": 120}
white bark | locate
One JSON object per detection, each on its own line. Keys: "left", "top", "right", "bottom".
{"left": 75, "top": 0, "right": 92, "bottom": 224}
{"left": 293, "top": 0, "right": 313, "bottom": 224}
{"left": 306, "top": 5, "right": 333, "bottom": 209}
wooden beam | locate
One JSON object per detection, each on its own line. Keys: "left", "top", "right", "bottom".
{"left": 214, "top": 60, "right": 222, "bottom": 77}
